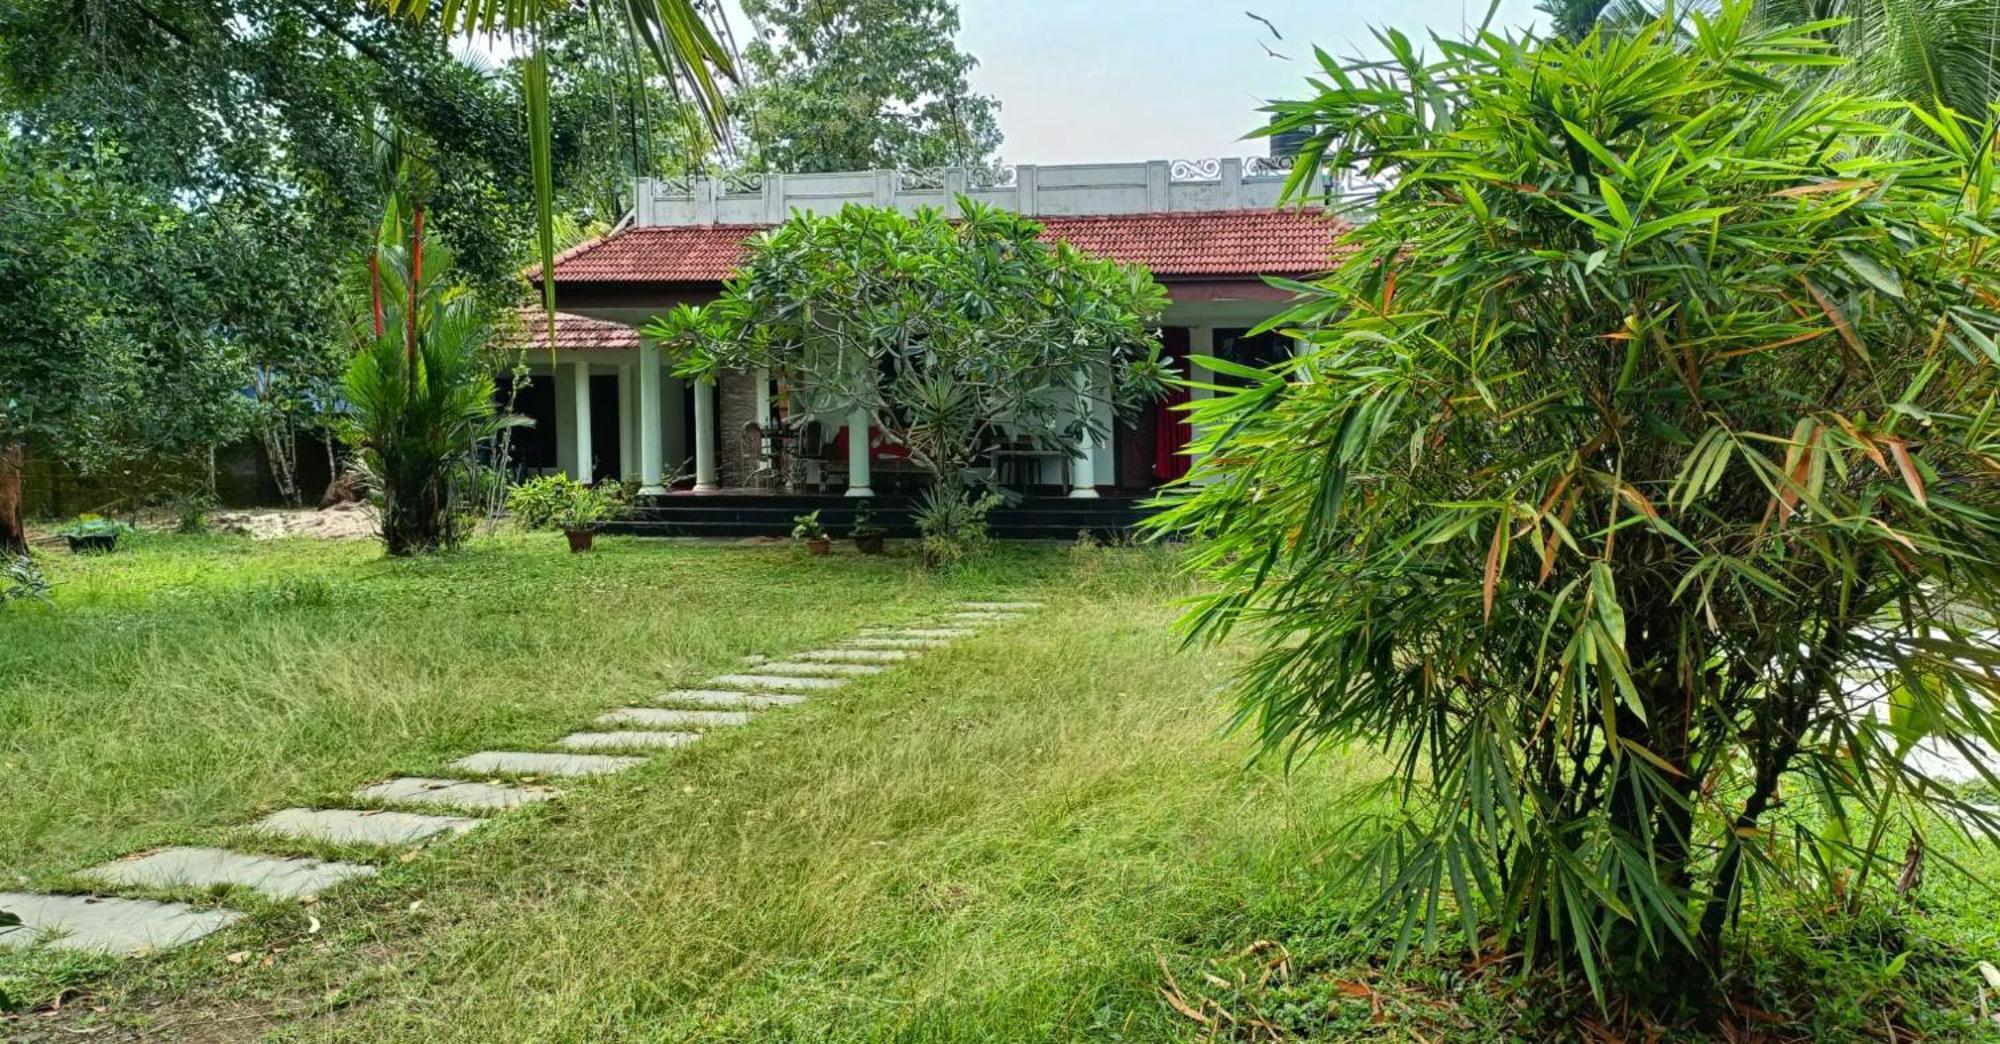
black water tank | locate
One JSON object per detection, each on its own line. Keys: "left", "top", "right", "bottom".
{"left": 1268, "top": 113, "right": 1312, "bottom": 160}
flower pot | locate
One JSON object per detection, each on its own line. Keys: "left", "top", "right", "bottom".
{"left": 806, "top": 536, "right": 832, "bottom": 556}
{"left": 853, "top": 532, "right": 886, "bottom": 555}
{"left": 66, "top": 534, "right": 120, "bottom": 554}
{"left": 564, "top": 528, "right": 597, "bottom": 553}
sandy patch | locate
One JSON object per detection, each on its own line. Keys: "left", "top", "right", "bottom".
{"left": 210, "top": 502, "right": 379, "bottom": 541}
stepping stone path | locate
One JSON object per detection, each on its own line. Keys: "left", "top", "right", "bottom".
{"left": 0, "top": 893, "right": 242, "bottom": 956}
{"left": 0, "top": 598, "right": 1044, "bottom": 959}
{"left": 252, "top": 808, "right": 480, "bottom": 848}
{"left": 83, "top": 847, "right": 374, "bottom": 902}
{"left": 558, "top": 730, "right": 700, "bottom": 752}
{"left": 355, "top": 777, "right": 558, "bottom": 812}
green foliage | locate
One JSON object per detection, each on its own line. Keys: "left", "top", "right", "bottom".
{"left": 556, "top": 483, "right": 620, "bottom": 532}
{"left": 915, "top": 486, "right": 1000, "bottom": 567}
{"left": 791, "top": 510, "right": 828, "bottom": 541}
{"left": 1169, "top": 2, "right": 2000, "bottom": 999}
{"left": 737, "top": 0, "right": 1000, "bottom": 173}
{"left": 1755, "top": 0, "right": 2000, "bottom": 127}
{"left": 338, "top": 244, "right": 525, "bottom": 556}
{"left": 53, "top": 516, "right": 135, "bottom": 542}
{"left": 849, "top": 498, "right": 885, "bottom": 537}
{"left": 506, "top": 475, "right": 592, "bottom": 531}
{"left": 1, "top": 555, "right": 51, "bottom": 606}
{"left": 651, "top": 201, "right": 1168, "bottom": 491}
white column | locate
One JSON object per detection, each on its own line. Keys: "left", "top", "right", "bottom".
{"left": 692, "top": 377, "right": 719, "bottom": 492}
{"left": 1188, "top": 326, "right": 1216, "bottom": 484}
{"left": 846, "top": 408, "right": 873, "bottom": 497}
{"left": 616, "top": 363, "right": 635, "bottom": 481}
{"left": 1069, "top": 368, "right": 1099, "bottom": 498}
{"left": 637, "top": 343, "right": 665, "bottom": 495}
{"left": 570, "top": 359, "right": 594, "bottom": 484}
{"left": 754, "top": 367, "right": 773, "bottom": 471}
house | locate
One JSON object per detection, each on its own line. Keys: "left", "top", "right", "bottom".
{"left": 523, "top": 157, "right": 1353, "bottom": 536}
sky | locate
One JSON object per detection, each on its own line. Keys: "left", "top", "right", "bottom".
{"left": 954, "top": 0, "right": 1549, "bottom": 165}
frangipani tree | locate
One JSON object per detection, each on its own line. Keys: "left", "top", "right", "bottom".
{"left": 650, "top": 200, "right": 1168, "bottom": 491}
{"left": 1161, "top": 1, "right": 2000, "bottom": 998}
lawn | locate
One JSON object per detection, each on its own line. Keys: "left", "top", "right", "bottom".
{"left": 4, "top": 531, "right": 1998, "bottom": 1042}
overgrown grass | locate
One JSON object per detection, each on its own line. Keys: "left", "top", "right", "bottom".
{"left": 4, "top": 532, "right": 1997, "bottom": 1041}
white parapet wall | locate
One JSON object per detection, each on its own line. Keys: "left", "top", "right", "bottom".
{"left": 636, "top": 158, "right": 1310, "bottom": 227}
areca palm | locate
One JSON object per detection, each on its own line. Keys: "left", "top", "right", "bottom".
{"left": 371, "top": 0, "right": 738, "bottom": 326}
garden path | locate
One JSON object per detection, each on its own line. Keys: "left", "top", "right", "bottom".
{"left": 0, "top": 601, "right": 1044, "bottom": 957}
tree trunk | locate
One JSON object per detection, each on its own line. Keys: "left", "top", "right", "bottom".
{"left": 0, "top": 443, "right": 25, "bottom": 555}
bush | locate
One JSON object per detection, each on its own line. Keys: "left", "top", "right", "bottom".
{"left": 2, "top": 555, "right": 50, "bottom": 605}
{"left": 914, "top": 486, "right": 1000, "bottom": 568}
{"left": 1157, "top": 3, "right": 2000, "bottom": 999}
{"left": 506, "top": 475, "right": 589, "bottom": 531}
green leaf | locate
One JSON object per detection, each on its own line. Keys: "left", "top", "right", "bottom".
{"left": 1839, "top": 249, "right": 1905, "bottom": 300}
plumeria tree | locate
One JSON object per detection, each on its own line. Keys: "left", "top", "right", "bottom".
{"left": 1160, "top": 2, "right": 2000, "bottom": 999}
{"left": 651, "top": 200, "right": 1168, "bottom": 492}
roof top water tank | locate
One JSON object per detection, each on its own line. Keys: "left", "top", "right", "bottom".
{"left": 1267, "top": 113, "right": 1312, "bottom": 161}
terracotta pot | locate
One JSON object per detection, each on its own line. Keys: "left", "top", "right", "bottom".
{"left": 806, "top": 536, "right": 831, "bottom": 556}
{"left": 853, "top": 532, "right": 886, "bottom": 555}
{"left": 564, "top": 528, "right": 596, "bottom": 553}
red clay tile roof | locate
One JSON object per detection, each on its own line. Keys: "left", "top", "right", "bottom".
{"left": 505, "top": 309, "right": 642, "bottom": 350}
{"left": 535, "top": 209, "right": 1351, "bottom": 285}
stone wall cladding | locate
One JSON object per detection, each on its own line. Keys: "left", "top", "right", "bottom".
{"left": 715, "top": 371, "right": 761, "bottom": 488}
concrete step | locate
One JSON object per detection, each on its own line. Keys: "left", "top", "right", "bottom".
{"left": 653, "top": 689, "right": 809, "bottom": 709}
{"left": 709, "top": 673, "right": 848, "bottom": 692}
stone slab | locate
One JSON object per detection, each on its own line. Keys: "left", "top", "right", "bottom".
{"left": 597, "top": 707, "right": 751, "bottom": 728}
{"left": 942, "top": 612, "right": 1026, "bottom": 623}
{"left": 868, "top": 628, "right": 975, "bottom": 640}
{"left": 796, "top": 648, "right": 915, "bottom": 663}
{"left": 654, "top": 689, "right": 808, "bottom": 709}
{"left": 751, "top": 661, "right": 886, "bottom": 677}
{"left": 710, "top": 673, "right": 848, "bottom": 692}
{"left": 252, "top": 808, "right": 480, "bottom": 847}
{"left": 82, "top": 847, "right": 374, "bottom": 902}
{"left": 558, "top": 730, "right": 700, "bottom": 751}
{"left": 452, "top": 751, "right": 647, "bottom": 777}
{"left": 0, "top": 892, "right": 242, "bottom": 956}
{"left": 355, "top": 777, "right": 559, "bottom": 812}
{"left": 954, "top": 601, "right": 1044, "bottom": 611}
{"left": 839, "top": 638, "right": 951, "bottom": 651}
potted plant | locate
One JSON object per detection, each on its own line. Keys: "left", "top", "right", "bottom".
{"left": 849, "top": 500, "right": 887, "bottom": 555}
{"left": 559, "top": 484, "right": 617, "bottom": 552}
{"left": 57, "top": 514, "right": 134, "bottom": 554}
{"left": 791, "top": 510, "right": 831, "bottom": 556}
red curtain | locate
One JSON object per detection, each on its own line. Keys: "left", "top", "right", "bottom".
{"left": 1152, "top": 328, "right": 1193, "bottom": 483}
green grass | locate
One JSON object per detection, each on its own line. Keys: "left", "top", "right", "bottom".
{"left": 4, "top": 532, "right": 1998, "bottom": 1041}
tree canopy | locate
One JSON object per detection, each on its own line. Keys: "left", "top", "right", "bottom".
{"left": 1166, "top": 1, "right": 2000, "bottom": 997}
{"left": 650, "top": 201, "right": 1165, "bottom": 487}
{"left": 737, "top": 0, "right": 1001, "bottom": 172}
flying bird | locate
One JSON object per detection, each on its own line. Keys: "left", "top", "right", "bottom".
{"left": 1258, "top": 40, "right": 1290, "bottom": 61}
{"left": 1245, "top": 10, "right": 1283, "bottom": 40}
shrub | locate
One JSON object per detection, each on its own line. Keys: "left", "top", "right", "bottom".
{"left": 506, "top": 475, "right": 589, "bottom": 531}
{"left": 914, "top": 487, "right": 1000, "bottom": 567}
{"left": 2, "top": 555, "right": 50, "bottom": 605}
{"left": 1157, "top": 3, "right": 2000, "bottom": 998}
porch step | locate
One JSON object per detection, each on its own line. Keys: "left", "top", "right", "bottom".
{"left": 605, "top": 493, "right": 1157, "bottom": 541}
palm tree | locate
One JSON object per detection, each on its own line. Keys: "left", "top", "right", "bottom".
{"left": 1756, "top": 0, "right": 2000, "bottom": 119}
{"left": 1546, "top": 1, "right": 2000, "bottom": 116}
{"left": 370, "top": 0, "right": 739, "bottom": 326}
